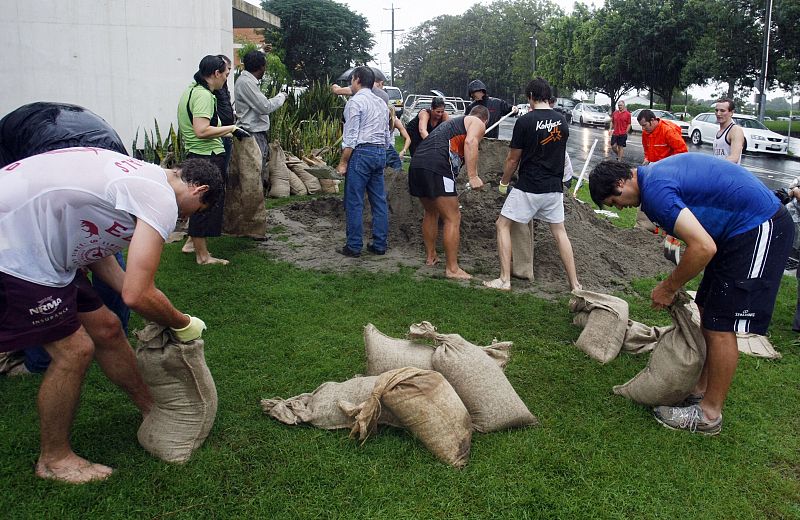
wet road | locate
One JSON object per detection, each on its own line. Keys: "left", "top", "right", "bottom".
{"left": 498, "top": 118, "right": 800, "bottom": 190}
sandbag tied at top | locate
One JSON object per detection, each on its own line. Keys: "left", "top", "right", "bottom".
{"left": 267, "top": 142, "right": 292, "bottom": 198}
{"left": 343, "top": 367, "right": 472, "bottom": 468}
{"left": 622, "top": 320, "right": 671, "bottom": 355}
{"left": 363, "top": 323, "right": 513, "bottom": 376}
{"left": 135, "top": 323, "right": 218, "bottom": 464}
{"left": 613, "top": 291, "right": 707, "bottom": 407}
{"left": 223, "top": 136, "right": 268, "bottom": 237}
{"left": 408, "top": 322, "right": 538, "bottom": 433}
{"left": 569, "top": 289, "right": 630, "bottom": 364}
{"left": 261, "top": 376, "right": 400, "bottom": 430}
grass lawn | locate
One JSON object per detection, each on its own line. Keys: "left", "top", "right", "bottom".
{"left": 2, "top": 201, "right": 799, "bottom": 518}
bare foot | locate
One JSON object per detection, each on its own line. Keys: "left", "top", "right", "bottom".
{"left": 36, "top": 455, "right": 114, "bottom": 484}
{"left": 570, "top": 282, "right": 583, "bottom": 291}
{"left": 181, "top": 238, "right": 195, "bottom": 254}
{"left": 445, "top": 268, "right": 472, "bottom": 280}
{"left": 483, "top": 278, "right": 511, "bottom": 291}
{"left": 196, "top": 256, "right": 229, "bottom": 265}
{"left": 425, "top": 256, "right": 440, "bottom": 266}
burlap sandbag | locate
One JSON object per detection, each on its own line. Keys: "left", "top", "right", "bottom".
{"left": 319, "top": 179, "right": 340, "bottom": 193}
{"left": 409, "top": 322, "right": 538, "bottom": 433}
{"left": 135, "top": 323, "right": 218, "bottom": 464}
{"left": 622, "top": 320, "right": 670, "bottom": 355}
{"left": 268, "top": 142, "right": 291, "bottom": 198}
{"left": 286, "top": 159, "right": 322, "bottom": 194}
{"left": 344, "top": 367, "right": 472, "bottom": 468}
{"left": 261, "top": 376, "right": 400, "bottom": 429}
{"left": 364, "top": 323, "right": 512, "bottom": 376}
{"left": 223, "top": 137, "right": 268, "bottom": 237}
{"left": 569, "top": 289, "right": 630, "bottom": 364}
{"left": 287, "top": 168, "right": 308, "bottom": 195}
{"left": 613, "top": 291, "right": 707, "bottom": 406}
{"left": 511, "top": 220, "right": 534, "bottom": 280}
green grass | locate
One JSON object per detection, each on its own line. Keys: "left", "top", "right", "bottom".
{"left": 3, "top": 237, "right": 800, "bottom": 518}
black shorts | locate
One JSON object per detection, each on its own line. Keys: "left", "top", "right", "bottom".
{"left": 695, "top": 207, "right": 793, "bottom": 335}
{"left": 0, "top": 271, "right": 104, "bottom": 352}
{"left": 408, "top": 167, "right": 458, "bottom": 198}
{"left": 611, "top": 134, "right": 628, "bottom": 147}
{"left": 187, "top": 152, "right": 227, "bottom": 237}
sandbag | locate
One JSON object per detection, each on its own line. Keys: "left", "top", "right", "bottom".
{"left": 223, "top": 136, "right": 268, "bottom": 237}
{"left": 268, "top": 142, "right": 291, "bottom": 198}
{"left": 622, "top": 320, "right": 670, "bottom": 355}
{"left": 736, "top": 333, "right": 782, "bottom": 359}
{"left": 511, "top": 220, "right": 534, "bottom": 280}
{"left": 288, "top": 168, "right": 308, "bottom": 196}
{"left": 286, "top": 156, "right": 322, "bottom": 194}
{"left": 409, "top": 322, "right": 538, "bottom": 433}
{"left": 345, "top": 367, "right": 472, "bottom": 468}
{"left": 261, "top": 376, "right": 399, "bottom": 430}
{"left": 613, "top": 291, "right": 707, "bottom": 406}
{"left": 569, "top": 289, "right": 629, "bottom": 364}
{"left": 319, "top": 179, "right": 341, "bottom": 193}
{"left": 364, "top": 323, "right": 512, "bottom": 376}
{"left": 135, "top": 323, "right": 218, "bottom": 463}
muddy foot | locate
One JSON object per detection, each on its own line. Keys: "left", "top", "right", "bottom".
{"left": 196, "top": 256, "right": 229, "bottom": 265}
{"left": 445, "top": 268, "right": 472, "bottom": 280}
{"left": 36, "top": 455, "right": 114, "bottom": 484}
{"left": 181, "top": 238, "right": 195, "bottom": 254}
{"left": 425, "top": 256, "right": 440, "bottom": 266}
{"left": 482, "top": 278, "right": 511, "bottom": 291}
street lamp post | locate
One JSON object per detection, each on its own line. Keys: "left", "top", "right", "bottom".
{"left": 530, "top": 23, "right": 541, "bottom": 77}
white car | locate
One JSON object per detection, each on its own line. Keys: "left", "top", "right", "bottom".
{"left": 689, "top": 113, "right": 788, "bottom": 155}
{"left": 630, "top": 109, "right": 690, "bottom": 137}
{"left": 571, "top": 103, "right": 611, "bottom": 129}
{"left": 515, "top": 103, "right": 530, "bottom": 116}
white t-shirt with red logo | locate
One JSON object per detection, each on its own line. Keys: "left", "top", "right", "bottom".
{"left": 0, "top": 147, "right": 178, "bottom": 287}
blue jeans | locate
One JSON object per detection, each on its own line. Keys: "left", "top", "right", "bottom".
{"left": 344, "top": 145, "right": 388, "bottom": 252}
{"left": 23, "top": 252, "right": 130, "bottom": 373}
{"left": 385, "top": 146, "right": 402, "bottom": 171}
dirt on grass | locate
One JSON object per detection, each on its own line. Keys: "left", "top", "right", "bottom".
{"left": 259, "top": 166, "right": 673, "bottom": 298}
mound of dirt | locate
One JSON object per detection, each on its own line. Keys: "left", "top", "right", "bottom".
{"left": 259, "top": 155, "right": 673, "bottom": 296}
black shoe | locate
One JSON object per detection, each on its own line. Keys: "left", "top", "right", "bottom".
{"left": 338, "top": 246, "right": 361, "bottom": 258}
{"left": 366, "top": 244, "right": 386, "bottom": 255}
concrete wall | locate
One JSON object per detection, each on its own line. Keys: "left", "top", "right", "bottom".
{"left": 0, "top": 0, "right": 233, "bottom": 152}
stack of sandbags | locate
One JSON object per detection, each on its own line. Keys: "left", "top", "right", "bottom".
{"left": 261, "top": 376, "right": 400, "bottom": 429}
{"left": 286, "top": 153, "right": 322, "bottom": 195}
{"left": 223, "top": 136, "right": 268, "bottom": 237}
{"left": 135, "top": 323, "right": 218, "bottom": 463}
{"left": 612, "top": 291, "right": 707, "bottom": 406}
{"left": 569, "top": 289, "right": 629, "bottom": 364}
{"left": 267, "top": 142, "right": 294, "bottom": 198}
{"left": 344, "top": 367, "right": 472, "bottom": 468}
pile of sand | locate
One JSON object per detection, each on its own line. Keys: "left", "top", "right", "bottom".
{"left": 257, "top": 166, "right": 673, "bottom": 296}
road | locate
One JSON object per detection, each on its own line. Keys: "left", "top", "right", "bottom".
{"left": 497, "top": 117, "right": 800, "bottom": 190}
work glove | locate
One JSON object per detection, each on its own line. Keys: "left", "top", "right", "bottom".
{"left": 171, "top": 314, "right": 207, "bottom": 342}
{"left": 498, "top": 182, "right": 509, "bottom": 195}
{"left": 232, "top": 127, "right": 251, "bottom": 140}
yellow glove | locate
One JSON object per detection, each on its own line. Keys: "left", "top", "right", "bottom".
{"left": 171, "top": 314, "right": 207, "bottom": 342}
{"left": 499, "top": 182, "right": 509, "bottom": 195}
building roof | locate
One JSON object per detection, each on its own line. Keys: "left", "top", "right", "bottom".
{"left": 233, "top": 0, "right": 280, "bottom": 29}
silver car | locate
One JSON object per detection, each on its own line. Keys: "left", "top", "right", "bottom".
{"left": 630, "top": 109, "right": 690, "bottom": 137}
{"left": 571, "top": 103, "right": 611, "bottom": 129}
{"left": 689, "top": 113, "right": 788, "bottom": 155}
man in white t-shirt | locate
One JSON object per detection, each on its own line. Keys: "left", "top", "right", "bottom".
{"left": 0, "top": 147, "right": 223, "bottom": 483}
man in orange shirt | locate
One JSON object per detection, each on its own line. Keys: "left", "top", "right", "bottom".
{"left": 638, "top": 109, "right": 687, "bottom": 164}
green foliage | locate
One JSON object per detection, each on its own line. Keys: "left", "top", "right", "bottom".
{"left": 131, "top": 119, "right": 185, "bottom": 167}
{"left": 262, "top": 0, "right": 374, "bottom": 85}
{"left": 3, "top": 237, "right": 799, "bottom": 517}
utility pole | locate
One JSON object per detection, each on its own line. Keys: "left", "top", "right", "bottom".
{"left": 757, "top": 0, "right": 774, "bottom": 121}
{"left": 381, "top": 4, "right": 404, "bottom": 86}
{"left": 530, "top": 22, "right": 541, "bottom": 77}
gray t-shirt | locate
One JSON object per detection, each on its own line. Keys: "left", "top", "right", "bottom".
{"left": 372, "top": 86, "right": 389, "bottom": 104}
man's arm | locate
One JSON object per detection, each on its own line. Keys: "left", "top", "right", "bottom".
{"left": 668, "top": 124, "right": 689, "bottom": 154}
{"left": 651, "top": 208, "right": 717, "bottom": 308}
{"left": 87, "top": 255, "right": 126, "bottom": 294}
{"left": 641, "top": 131, "right": 652, "bottom": 164}
{"left": 501, "top": 148, "right": 522, "bottom": 186}
{"left": 240, "top": 77, "right": 286, "bottom": 116}
{"left": 331, "top": 85, "right": 351, "bottom": 96}
{"left": 121, "top": 220, "right": 191, "bottom": 329}
{"left": 726, "top": 125, "right": 745, "bottom": 163}
{"left": 464, "top": 116, "right": 485, "bottom": 189}
{"left": 337, "top": 99, "right": 361, "bottom": 174}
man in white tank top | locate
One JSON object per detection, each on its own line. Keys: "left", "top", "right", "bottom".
{"left": 713, "top": 98, "right": 745, "bottom": 164}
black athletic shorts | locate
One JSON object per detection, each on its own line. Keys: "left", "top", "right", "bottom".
{"left": 408, "top": 167, "right": 458, "bottom": 198}
{"left": 695, "top": 206, "right": 793, "bottom": 335}
{"left": 611, "top": 134, "right": 628, "bottom": 147}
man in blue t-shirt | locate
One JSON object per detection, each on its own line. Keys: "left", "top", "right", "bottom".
{"left": 589, "top": 153, "right": 793, "bottom": 435}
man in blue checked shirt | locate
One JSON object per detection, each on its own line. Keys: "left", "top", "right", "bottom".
{"left": 336, "top": 66, "right": 391, "bottom": 257}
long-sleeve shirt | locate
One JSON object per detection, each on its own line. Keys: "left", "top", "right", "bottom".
{"left": 341, "top": 88, "right": 390, "bottom": 150}
{"left": 642, "top": 119, "right": 687, "bottom": 163}
{"left": 234, "top": 70, "right": 286, "bottom": 133}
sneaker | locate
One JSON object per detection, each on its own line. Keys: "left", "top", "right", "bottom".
{"left": 338, "top": 246, "right": 361, "bottom": 258}
{"left": 653, "top": 404, "right": 722, "bottom": 435}
{"left": 786, "top": 257, "right": 799, "bottom": 270}
{"left": 677, "top": 393, "right": 704, "bottom": 407}
{"left": 366, "top": 244, "right": 386, "bottom": 255}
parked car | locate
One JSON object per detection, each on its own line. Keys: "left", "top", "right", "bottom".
{"left": 777, "top": 116, "right": 791, "bottom": 121}
{"left": 571, "top": 103, "right": 610, "bottom": 128}
{"left": 629, "top": 109, "right": 690, "bottom": 137}
{"left": 552, "top": 97, "right": 576, "bottom": 123}
{"left": 515, "top": 103, "right": 530, "bottom": 116}
{"left": 384, "top": 86, "right": 404, "bottom": 119}
{"left": 672, "top": 111, "right": 692, "bottom": 122}
{"left": 689, "top": 112, "right": 788, "bottom": 155}
{"left": 400, "top": 97, "right": 460, "bottom": 126}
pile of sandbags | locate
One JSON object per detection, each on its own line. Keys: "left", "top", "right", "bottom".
{"left": 261, "top": 322, "right": 535, "bottom": 468}
{"left": 285, "top": 153, "right": 321, "bottom": 195}
{"left": 135, "top": 323, "right": 218, "bottom": 463}
{"left": 268, "top": 143, "right": 333, "bottom": 197}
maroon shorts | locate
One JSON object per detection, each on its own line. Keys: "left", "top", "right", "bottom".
{"left": 0, "top": 271, "right": 104, "bottom": 352}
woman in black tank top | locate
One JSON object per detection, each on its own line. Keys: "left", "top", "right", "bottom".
{"left": 406, "top": 97, "right": 450, "bottom": 155}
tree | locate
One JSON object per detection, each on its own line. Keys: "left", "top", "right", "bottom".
{"left": 773, "top": 0, "right": 800, "bottom": 89}
{"left": 261, "top": 0, "right": 374, "bottom": 85}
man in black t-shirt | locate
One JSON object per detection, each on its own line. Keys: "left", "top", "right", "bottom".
{"left": 483, "top": 78, "right": 581, "bottom": 292}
